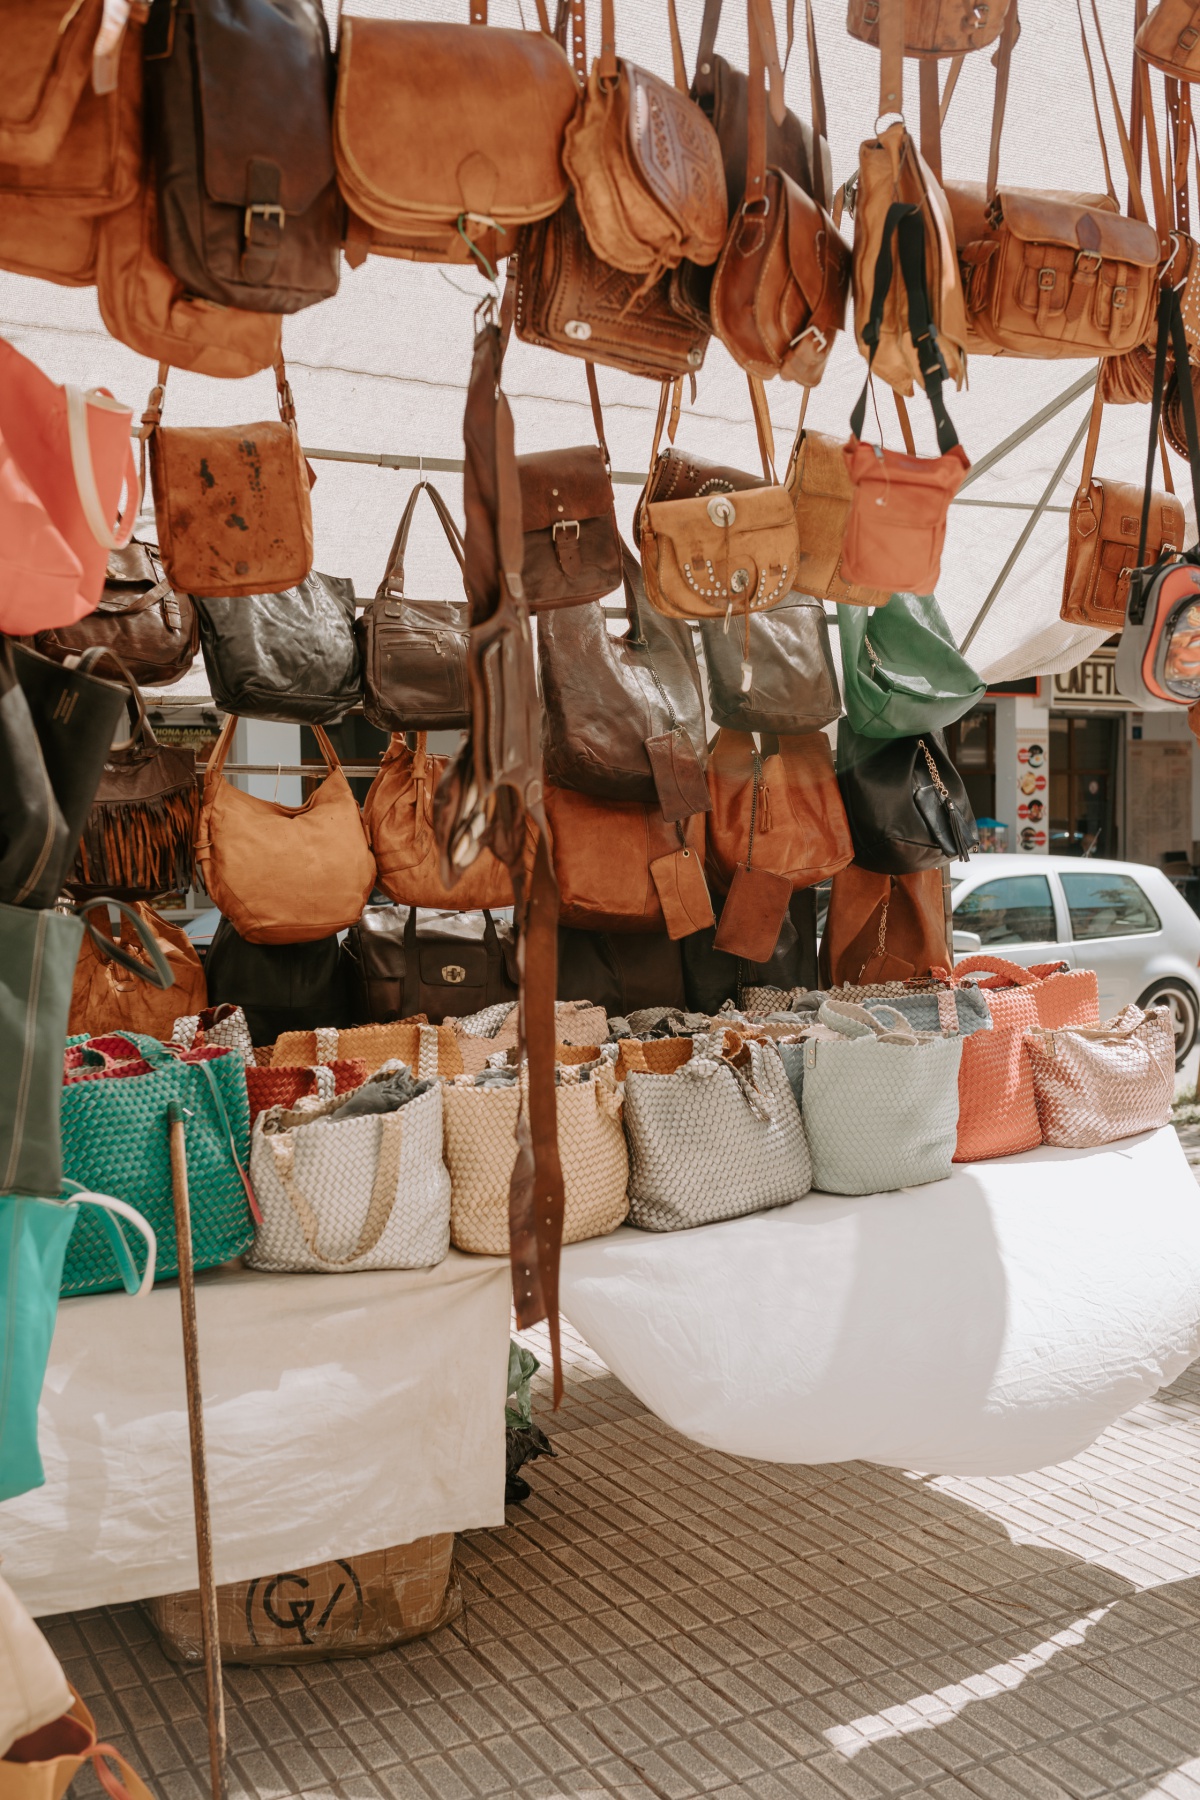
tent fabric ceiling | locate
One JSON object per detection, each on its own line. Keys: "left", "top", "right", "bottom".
{"left": 0, "top": 0, "right": 1180, "bottom": 684}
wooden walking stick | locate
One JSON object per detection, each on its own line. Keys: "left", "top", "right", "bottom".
{"left": 167, "top": 1099, "right": 227, "bottom": 1800}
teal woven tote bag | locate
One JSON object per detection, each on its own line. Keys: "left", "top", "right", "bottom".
{"left": 837, "top": 594, "right": 984, "bottom": 740}
{"left": 59, "top": 1035, "right": 253, "bottom": 1297}
{"left": 1, "top": 1186, "right": 155, "bottom": 1500}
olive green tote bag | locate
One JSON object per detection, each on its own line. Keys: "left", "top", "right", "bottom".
{"left": 837, "top": 593, "right": 984, "bottom": 740}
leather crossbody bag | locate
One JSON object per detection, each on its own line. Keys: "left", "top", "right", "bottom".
{"left": 846, "top": 0, "right": 1013, "bottom": 55}
{"left": 1137, "top": 0, "right": 1200, "bottom": 78}
{"left": 195, "top": 572, "right": 362, "bottom": 725}
{"left": 517, "top": 364, "right": 622, "bottom": 609}
{"left": 837, "top": 721, "right": 978, "bottom": 876}
{"left": 785, "top": 418, "right": 888, "bottom": 605}
{"left": 142, "top": 357, "right": 313, "bottom": 598}
{"left": 35, "top": 540, "right": 198, "bottom": 689}
{"left": 358, "top": 480, "right": 470, "bottom": 734}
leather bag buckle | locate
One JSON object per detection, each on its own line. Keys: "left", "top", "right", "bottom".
{"left": 244, "top": 202, "right": 285, "bottom": 242}
{"left": 1074, "top": 250, "right": 1103, "bottom": 278}
{"left": 1112, "top": 283, "right": 1128, "bottom": 309}
{"left": 1037, "top": 267, "right": 1057, "bottom": 291}
{"left": 552, "top": 519, "right": 581, "bottom": 539}
{"left": 1180, "top": 26, "right": 1200, "bottom": 49}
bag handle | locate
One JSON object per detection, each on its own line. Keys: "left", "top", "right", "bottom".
{"left": 953, "top": 953, "right": 1040, "bottom": 987}
{"left": 268, "top": 1112, "right": 404, "bottom": 1268}
{"left": 984, "top": 0, "right": 1019, "bottom": 202}
{"left": 878, "top": 0, "right": 904, "bottom": 122}
{"left": 584, "top": 362, "right": 611, "bottom": 469}
{"left": 378, "top": 479, "right": 467, "bottom": 598}
{"left": 73, "top": 898, "right": 175, "bottom": 990}
{"left": 850, "top": 205, "right": 960, "bottom": 456}
{"left": 802, "top": 0, "right": 828, "bottom": 212}
{"left": 60, "top": 1183, "right": 158, "bottom": 1297}
{"left": 206, "top": 714, "right": 345, "bottom": 787}
{"left": 64, "top": 386, "right": 140, "bottom": 553}
{"left": 1075, "top": 0, "right": 1150, "bottom": 225}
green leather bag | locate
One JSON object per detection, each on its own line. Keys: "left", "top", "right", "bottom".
{"left": 837, "top": 593, "right": 984, "bottom": 740}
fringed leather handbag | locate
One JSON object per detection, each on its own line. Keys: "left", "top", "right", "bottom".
{"left": 69, "top": 677, "right": 198, "bottom": 902}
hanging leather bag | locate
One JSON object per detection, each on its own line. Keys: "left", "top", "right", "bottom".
{"left": 69, "top": 683, "right": 198, "bottom": 901}
{"left": 539, "top": 542, "right": 709, "bottom": 812}
{"left": 364, "top": 734, "right": 515, "bottom": 912}
{"left": 785, "top": 422, "right": 888, "bottom": 606}
{"left": 205, "top": 916, "right": 352, "bottom": 1044}
{"left": 544, "top": 784, "right": 713, "bottom": 938}
{"left": 818, "top": 865, "right": 949, "bottom": 986}
{"left": 334, "top": 4, "right": 577, "bottom": 270}
{"left": 68, "top": 901, "right": 206, "bottom": 1037}
{"left": 517, "top": 365, "right": 622, "bottom": 608}
{"left": 141, "top": 357, "right": 313, "bottom": 598}
{"left": 357, "top": 481, "right": 470, "bottom": 734}
{"left": 847, "top": 0, "right": 1013, "bottom": 55}
{"left": 34, "top": 539, "right": 198, "bottom": 689}
{"left": 837, "top": 720, "right": 978, "bottom": 875}
{"left": 196, "top": 715, "right": 376, "bottom": 943}
{"left": 342, "top": 904, "right": 518, "bottom": 1026}
{"left": 0, "top": 639, "right": 71, "bottom": 913}
{"left": 194, "top": 573, "right": 361, "bottom": 725}
{"left": 143, "top": 0, "right": 341, "bottom": 314}
{"left": 561, "top": 0, "right": 726, "bottom": 281}
{"left": 699, "top": 593, "right": 840, "bottom": 734}
{"left": 838, "top": 591, "right": 984, "bottom": 737}
{"left": 1, "top": 0, "right": 108, "bottom": 167}
{"left": 1137, "top": 0, "right": 1200, "bottom": 77}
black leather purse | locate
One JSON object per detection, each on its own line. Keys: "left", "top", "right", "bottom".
{"left": 356, "top": 482, "right": 470, "bottom": 734}
{"left": 699, "top": 595, "right": 841, "bottom": 736}
{"left": 194, "top": 572, "right": 361, "bottom": 724}
{"left": 205, "top": 916, "right": 353, "bottom": 1047}
{"left": 557, "top": 926, "right": 687, "bottom": 1017}
{"left": 836, "top": 722, "right": 978, "bottom": 878}
{"left": 681, "top": 888, "right": 818, "bottom": 1013}
{"left": 342, "top": 905, "right": 518, "bottom": 1026}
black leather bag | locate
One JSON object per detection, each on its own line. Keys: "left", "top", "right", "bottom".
{"left": 144, "top": 0, "right": 341, "bottom": 313}
{"left": 699, "top": 594, "right": 841, "bottom": 735}
{"left": 836, "top": 722, "right": 978, "bottom": 877}
{"left": 357, "top": 481, "right": 470, "bottom": 734}
{"left": 194, "top": 572, "right": 361, "bottom": 724}
{"left": 682, "top": 888, "right": 818, "bottom": 1013}
{"left": 557, "top": 925, "right": 687, "bottom": 1016}
{"left": 35, "top": 541, "right": 198, "bottom": 689}
{"left": 205, "top": 916, "right": 352, "bottom": 1046}
{"left": 342, "top": 905, "right": 518, "bottom": 1026}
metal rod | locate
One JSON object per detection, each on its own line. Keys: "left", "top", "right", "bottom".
{"left": 303, "top": 445, "right": 651, "bottom": 488}
{"left": 958, "top": 368, "right": 1097, "bottom": 491}
{"left": 167, "top": 1101, "right": 227, "bottom": 1800}
{"left": 220, "top": 762, "right": 389, "bottom": 776}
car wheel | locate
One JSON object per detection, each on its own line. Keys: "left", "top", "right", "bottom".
{"left": 1136, "top": 979, "right": 1200, "bottom": 1067}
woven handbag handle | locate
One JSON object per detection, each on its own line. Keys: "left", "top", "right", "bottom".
{"left": 61, "top": 1183, "right": 157, "bottom": 1297}
{"left": 953, "top": 954, "right": 1040, "bottom": 988}
{"left": 268, "top": 1113, "right": 404, "bottom": 1268}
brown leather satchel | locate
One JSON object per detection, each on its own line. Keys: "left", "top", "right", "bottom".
{"left": 357, "top": 481, "right": 470, "bottom": 734}
{"left": 544, "top": 784, "right": 712, "bottom": 938}
{"left": 785, "top": 422, "right": 888, "bottom": 605}
{"left": 709, "top": 0, "right": 849, "bottom": 385}
{"left": 143, "top": 0, "right": 341, "bottom": 314}
{"left": 196, "top": 715, "right": 376, "bottom": 944}
{"left": 142, "top": 358, "right": 313, "bottom": 598}
{"left": 364, "top": 734, "right": 515, "bottom": 912}
{"left": 561, "top": 0, "right": 726, "bottom": 282}
{"left": 705, "top": 727, "right": 853, "bottom": 897}
{"left": 1, "top": 0, "right": 107, "bottom": 166}
{"left": 1136, "top": 0, "right": 1200, "bottom": 78}
{"left": 69, "top": 680, "right": 199, "bottom": 901}
{"left": 1060, "top": 386, "right": 1185, "bottom": 632}
{"left": 334, "top": 5, "right": 577, "bottom": 270}
{"left": 847, "top": 0, "right": 1013, "bottom": 56}
{"left": 36, "top": 540, "right": 198, "bottom": 689}
{"left": 818, "top": 866, "right": 949, "bottom": 986}
{"left": 517, "top": 365, "right": 622, "bottom": 609}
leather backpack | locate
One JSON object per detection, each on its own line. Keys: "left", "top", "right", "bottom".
{"left": 364, "top": 734, "right": 515, "bottom": 912}
{"left": 539, "top": 542, "right": 709, "bottom": 810}
{"left": 334, "top": 5, "right": 577, "bottom": 271}
{"left": 517, "top": 366, "right": 622, "bottom": 609}
{"left": 343, "top": 904, "right": 518, "bottom": 1027}
{"left": 357, "top": 481, "right": 470, "bottom": 734}
{"left": 143, "top": 0, "right": 341, "bottom": 314}
{"left": 1136, "top": 0, "right": 1200, "bottom": 78}
{"left": 35, "top": 540, "right": 197, "bottom": 689}
{"left": 785, "top": 422, "right": 888, "bottom": 605}
{"left": 699, "top": 594, "right": 841, "bottom": 736}
{"left": 544, "top": 785, "right": 713, "bottom": 939}
{"left": 194, "top": 574, "right": 362, "bottom": 725}
{"left": 142, "top": 359, "right": 313, "bottom": 598}
{"left": 561, "top": 0, "right": 726, "bottom": 283}
{"left": 846, "top": 0, "right": 1013, "bottom": 56}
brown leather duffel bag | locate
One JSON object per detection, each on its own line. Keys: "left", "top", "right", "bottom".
{"left": 517, "top": 365, "right": 622, "bottom": 609}
{"left": 358, "top": 481, "right": 470, "bottom": 734}
{"left": 847, "top": 0, "right": 1013, "bottom": 56}
{"left": 36, "top": 540, "right": 198, "bottom": 689}
{"left": 364, "top": 734, "right": 515, "bottom": 912}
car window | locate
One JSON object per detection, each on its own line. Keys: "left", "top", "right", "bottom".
{"left": 1060, "top": 872, "right": 1161, "bottom": 940}
{"left": 953, "top": 876, "right": 1057, "bottom": 945}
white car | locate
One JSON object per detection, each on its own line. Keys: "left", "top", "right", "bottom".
{"left": 949, "top": 854, "right": 1200, "bottom": 1065}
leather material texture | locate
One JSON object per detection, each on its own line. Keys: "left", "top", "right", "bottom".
{"left": 35, "top": 540, "right": 198, "bottom": 689}
{"left": 558, "top": 925, "right": 687, "bottom": 1014}
{"left": 837, "top": 722, "right": 978, "bottom": 876}
{"left": 785, "top": 429, "right": 887, "bottom": 605}
{"left": 358, "top": 481, "right": 470, "bottom": 733}
{"left": 818, "top": 866, "right": 948, "bottom": 987}
{"left": 544, "top": 784, "right": 708, "bottom": 935}
{"left": 68, "top": 902, "right": 205, "bottom": 1039}
{"left": 1136, "top": 1, "right": 1200, "bottom": 82}
{"left": 711, "top": 862, "right": 792, "bottom": 962}
{"left": 841, "top": 436, "right": 969, "bottom": 594}
{"left": 684, "top": 886, "right": 818, "bottom": 1010}
{"left": 364, "top": 735, "right": 515, "bottom": 912}
{"left": 700, "top": 594, "right": 840, "bottom": 735}
{"left": 205, "top": 917, "right": 353, "bottom": 1045}
{"left": 0, "top": 0, "right": 103, "bottom": 166}
{"left": 1061, "top": 480, "right": 1184, "bottom": 631}
{"left": 640, "top": 482, "right": 799, "bottom": 620}
{"left": 517, "top": 444, "right": 622, "bottom": 608}
{"left": 1026, "top": 1003, "right": 1175, "bottom": 1148}
{"left": 837, "top": 591, "right": 984, "bottom": 738}
{"left": 705, "top": 728, "right": 853, "bottom": 895}
{"left": 69, "top": 695, "right": 198, "bottom": 901}
{"left": 195, "top": 572, "right": 362, "bottom": 724}
{"left": 342, "top": 904, "right": 518, "bottom": 1026}
{"left": 846, "top": 0, "right": 1013, "bottom": 55}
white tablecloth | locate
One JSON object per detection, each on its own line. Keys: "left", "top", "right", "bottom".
{"left": 560, "top": 1128, "right": 1200, "bottom": 1477}
{"left": 1, "top": 1251, "right": 511, "bottom": 1617}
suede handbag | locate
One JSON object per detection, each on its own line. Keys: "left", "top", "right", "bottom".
{"left": 837, "top": 592, "right": 984, "bottom": 739}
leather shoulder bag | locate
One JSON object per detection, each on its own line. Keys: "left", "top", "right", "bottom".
{"left": 518, "top": 364, "right": 622, "bottom": 609}
{"left": 561, "top": 0, "right": 726, "bottom": 282}
{"left": 70, "top": 678, "right": 199, "bottom": 901}
{"left": 334, "top": 3, "right": 577, "bottom": 270}
{"left": 141, "top": 358, "right": 313, "bottom": 598}
{"left": 0, "top": 0, "right": 107, "bottom": 166}
{"left": 819, "top": 865, "right": 952, "bottom": 988}
{"left": 1137, "top": 0, "right": 1200, "bottom": 77}
{"left": 35, "top": 539, "right": 198, "bottom": 689}
{"left": 836, "top": 719, "right": 977, "bottom": 876}
{"left": 196, "top": 714, "right": 376, "bottom": 943}
{"left": 69, "top": 900, "right": 206, "bottom": 1038}
{"left": 205, "top": 914, "right": 353, "bottom": 1044}
{"left": 539, "top": 541, "right": 709, "bottom": 811}
{"left": 143, "top": 0, "right": 340, "bottom": 314}
{"left": 847, "top": 0, "right": 1013, "bottom": 56}
{"left": 195, "top": 572, "right": 362, "bottom": 725}
{"left": 837, "top": 591, "right": 984, "bottom": 738}
{"left": 709, "top": 0, "right": 849, "bottom": 386}
{"left": 700, "top": 593, "right": 841, "bottom": 735}
{"left": 357, "top": 480, "right": 470, "bottom": 734}
{"left": 364, "top": 733, "right": 515, "bottom": 912}
{"left": 785, "top": 414, "right": 888, "bottom": 606}
{"left": 343, "top": 903, "right": 518, "bottom": 1027}
{"left": 544, "top": 783, "right": 713, "bottom": 940}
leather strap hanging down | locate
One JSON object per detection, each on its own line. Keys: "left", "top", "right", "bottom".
{"left": 877, "top": 0, "right": 905, "bottom": 120}
{"left": 695, "top": 0, "right": 786, "bottom": 125}
{"left": 1139, "top": 285, "right": 1200, "bottom": 567}
{"left": 852, "top": 205, "right": 960, "bottom": 457}
{"left": 802, "top": 0, "right": 829, "bottom": 211}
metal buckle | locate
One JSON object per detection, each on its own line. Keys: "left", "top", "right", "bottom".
{"left": 244, "top": 202, "right": 285, "bottom": 239}
{"left": 1112, "top": 284, "right": 1128, "bottom": 309}
{"left": 1181, "top": 26, "right": 1199, "bottom": 49}
{"left": 789, "top": 323, "right": 828, "bottom": 354}
{"left": 552, "top": 519, "right": 580, "bottom": 539}
{"left": 1074, "top": 250, "right": 1103, "bottom": 277}
{"left": 1037, "top": 267, "right": 1057, "bottom": 291}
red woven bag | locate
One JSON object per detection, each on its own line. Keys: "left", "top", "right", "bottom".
{"left": 245, "top": 1059, "right": 368, "bottom": 1125}
{"left": 952, "top": 957, "right": 1100, "bottom": 1162}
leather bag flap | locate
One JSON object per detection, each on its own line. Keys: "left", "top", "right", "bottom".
{"left": 105, "top": 540, "right": 162, "bottom": 590}
{"left": 418, "top": 939, "right": 490, "bottom": 989}
{"left": 191, "top": 0, "right": 335, "bottom": 216}
{"left": 518, "top": 446, "right": 615, "bottom": 533}
{"left": 997, "top": 191, "right": 1159, "bottom": 268}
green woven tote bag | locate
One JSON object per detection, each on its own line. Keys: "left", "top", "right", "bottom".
{"left": 837, "top": 594, "right": 984, "bottom": 740}
{"left": 59, "top": 1034, "right": 253, "bottom": 1297}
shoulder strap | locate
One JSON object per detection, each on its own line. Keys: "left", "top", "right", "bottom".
{"left": 584, "top": 363, "right": 611, "bottom": 468}
{"left": 878, "top": 0, "right": 904, "bottom": 120}
{"left": 850, "top": 205, "right": 960, "bottom": 456}
{"left": 747, "top": 374, "right": 778, "bottom": 482}
{"left": 696, "top": 0, "right": 722, "bottom": 76}
{"left": 378, "top": 481, "right": 466, "bottom": 598}
{"left": 74, "top": 898, "right": 175, "bottom": 989}
{"left": 744, "top": 0, "right": 767, "bottom": 214}
{"left": 1078, "top": 0, "right": 1149, "bottom": 223}
{"left": 802, "top": 0, "right": 829, "bottom": 211}
{"left": 598, "top": 0, "right": 615, "bottom": 83}
{"left": 985, "top": 0, "right": 1019, "bottom": 202}
{"left": 1077, "top": 377, "right": 1105, "bottom": 495}
{"left": 1140, "top": 286, "right": 1200, "bottom": 565}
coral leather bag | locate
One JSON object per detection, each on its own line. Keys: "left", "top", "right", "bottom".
{"left": 952, "top": 955, "right": 1100, "bottom": 1162}
{"left": 0, "top": 337, "right": 139, "bottom": 632}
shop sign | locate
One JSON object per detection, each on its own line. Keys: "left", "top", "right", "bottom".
{"left": 1050, "top": 648, "right": 1133, "bottom": 710}
{"left": 1015, "top": 732, "right": 1048, "bottom": 852}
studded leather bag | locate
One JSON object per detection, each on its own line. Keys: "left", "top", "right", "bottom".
{"left": 357, "top": 481, "right": 470, "bottom": 735}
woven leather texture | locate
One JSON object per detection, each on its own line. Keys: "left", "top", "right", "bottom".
{"left": 445, "top": 1062, "right": 628, "bottom": 1255}
{"left": 271, "top": 1020, "right": 461, "bottom": 1080}
{"left": 1026, "top": 1004, "right": 1176, "bottom": 1149}
{"left": 450, "top": 1001, "right": 609, "bottom": 1077}
{"left": 802, "top": 1013, "right": 962, "bottom": 1195}
{"left": 248, "top": 1086, "right": 450, "bottom": 1273}
{"left": 624, "top": 1035, "right": 810, "bottom": 1232}
{"left": 171, "top": 1005, "right": 256, "bottom": 1063}
{"left": 245, "top": 1058, "right": 367, "bottom": 1125}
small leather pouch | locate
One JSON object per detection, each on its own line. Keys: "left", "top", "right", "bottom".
{"left": 644, "top": 727, "right": 711, "bottom": 822}
{"left": 712, "top": 862, "right": 791, "bottom": 962}
{"left": 649, "top": 844, "right": 715, "bottom": 940}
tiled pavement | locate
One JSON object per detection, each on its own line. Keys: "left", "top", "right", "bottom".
{"left": 42, "top": 1297, "right": 1200, "bottom": 1800}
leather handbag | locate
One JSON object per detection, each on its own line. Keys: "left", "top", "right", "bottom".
{"left": 838, "top": 591, "right": 984, "bottom": 738}
{"left": 539, "top": 542, "right": 708, "bottom": 809}
{"left": 517, "top": 367, "right": 622, "bottom": 609}
{"left": 358, "top": 481, "right": 469, "bottom": 734}
{"left": 270, "top": 1019, "right": 462, "bottom": 1080}
{"left": 683, "top": 886, "right": 817, "bottom": 1011}
{"left": 558, "top": 925, "right": 687, "bottom": 1015}
{"left": 34, "top": 540, "right": 198, "bottom": 689}
{"left": 785, "top": 425, "right": 887, "bottom": 606}
{"left": 1026, "top": 1003, "right": 1176, "bottom": 1148}
{"left": 205, "top": 916, "right": 353, "bottom": 1045}
{"left": 705, "top": 727, "right": 853, "bottom": 925}
{"left": 544, "top": 783, "right": 713, "bottom": 938}
{"left": 1, "top": 0, "right": 109, "bottom": 166}
{"left": 68, "top": 901, "right": 206, "bottom": 1038}
{"left": 343, "top": 904, "right": 518, "bottom": 1027}
{"left": 142, "top": 358, "right": 313, "bottom": 599}
{"left": 334, "top": 6, "right": 577, "bottom": 269}
{"left": 847, "top": 0, "right": 1013, "bottom": 55}
{"left": 700, "top": 594, "right": 840, "bottom": 734}
{"left": 196, "top": 715, "right": 376, "bottom": 943}
{"left": 837, "top": 721, "right": 977, "bottom": 875}
{"left": 143, "top": 0, "right": 341, "bottom": 313}
{"left": 364, "top": 735, "right": 515, "bottom": 911}
{"left": 561, "top": 0, "right": 725, "bottom": 282}
{"left": 195, "top": 573, "right": 362, "bottom": 725}
{"left": 1137, "top": 0, "right": 1200, "bottom": 77}
{"left": 69, "top": 684, "right": 198, "bottom": 901}
{"left": 245, "top": 1057, "right": 366, "bottom": 1124}
{"left": 818, "top": 866, "right": 949, "bottom": 987}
